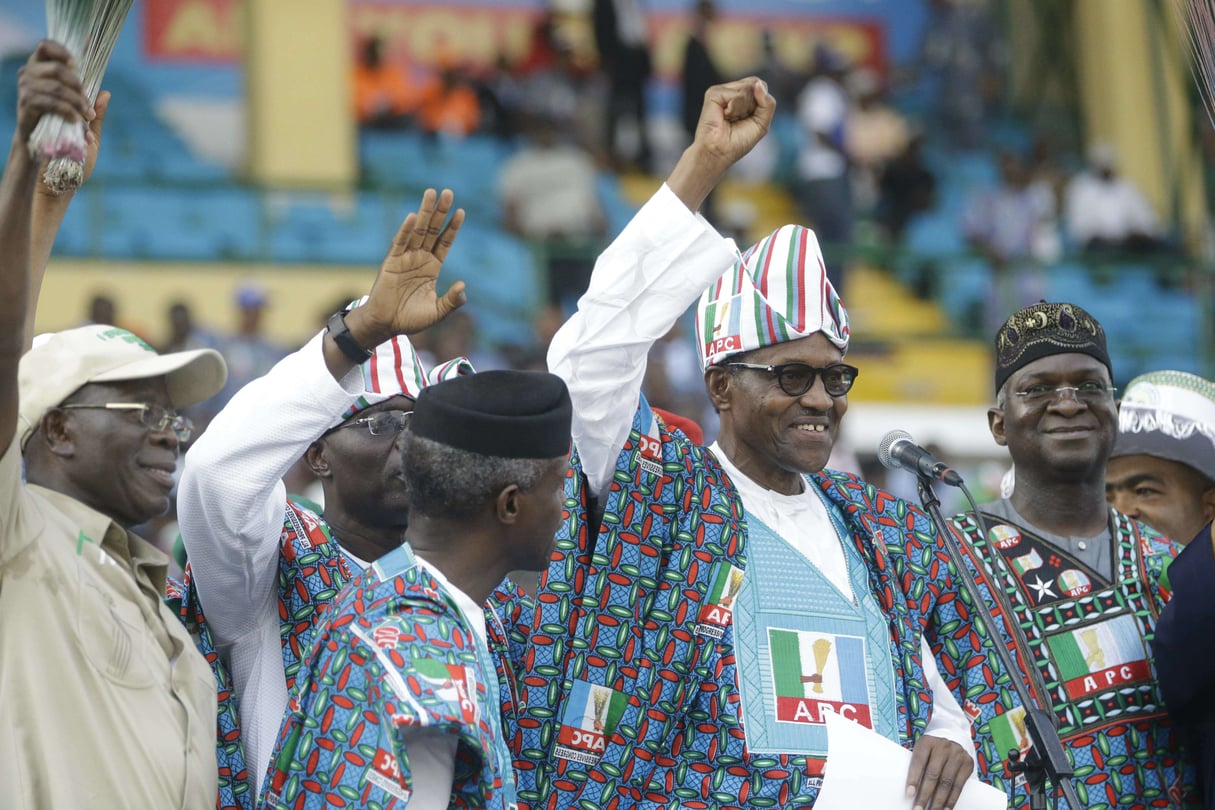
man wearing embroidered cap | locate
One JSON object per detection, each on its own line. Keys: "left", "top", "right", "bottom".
{"left": 944, "top": 302, "right": 1196, "bottom": 807}
{"left": 492, "top": 77, "right": 998, "bottom": 810}
{"left": 1105, "top": 370, "right": 1215, "bottom": 807}
{"left": 260, "top": 370, "right": 572, "bottom": 809}
{"left": 1107, "top": 370, "right": 1215, "bottom": 546}
{"left": 1, "top": 42, "right": 228, "bottom": 808}
{"left": 177, "top": 188, "right": 474, "bottom": 807}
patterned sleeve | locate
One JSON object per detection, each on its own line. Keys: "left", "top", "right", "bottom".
{"left": 1138, "top": 525, "right": 1181, "bottom": 613}
{"left": 261, "top": 610, "right": 485, "bottom": 810}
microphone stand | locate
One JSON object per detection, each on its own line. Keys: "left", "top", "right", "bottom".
{"left": 914, "top": 474, "right": 1081, "bottom": 810}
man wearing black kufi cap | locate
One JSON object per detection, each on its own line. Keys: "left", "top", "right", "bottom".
{"left": 941, "top": 301, "right": 1196, "bottom": 807}
{"left": 259, "top": 370, "right": 572, "bottom": 810}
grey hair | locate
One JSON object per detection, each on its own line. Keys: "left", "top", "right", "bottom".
{"left": 996, "top": 380, "right": 1009, "bottom": 409}
{"left": 400, "top": 432, "right": 554, "bottom": 520}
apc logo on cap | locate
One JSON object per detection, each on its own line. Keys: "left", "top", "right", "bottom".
{"left": 97, "top": 327, "right": 155, "bottom": 353}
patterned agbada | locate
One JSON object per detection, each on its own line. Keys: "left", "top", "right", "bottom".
{"left": 167, "top": 572, "right": 251, "bottom": 810}
{"left": 490, "top": 397, "right": 1003, "bottom": 808}
{"left": 261, "top": 543, "right": 518, "bottom": 810}
{"left": 944, "top": 509, "right": 1197, "bottom": 808}
{"left": 168, "top": 498, "right": 356, "bottom": 810}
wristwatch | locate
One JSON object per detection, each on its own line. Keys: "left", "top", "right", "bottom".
{"left": 326, "top": 311, "right": 374, "bottom": 363}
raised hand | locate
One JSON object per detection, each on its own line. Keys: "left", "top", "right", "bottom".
{"left": 668, "top": 77, "right": 775, "bottom": 213}
{"left": 14, "top": 40, "right": 92, "bottom": 151}
{"left": 694, "top": 77, "right": 777, "bottom": 167}
{"left": 348, "top": 188, "right": 467, "bottom": 347}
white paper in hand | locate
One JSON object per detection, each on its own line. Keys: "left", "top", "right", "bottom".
{"left": 814, "top": 713, "right": 1007, "bottom": 810}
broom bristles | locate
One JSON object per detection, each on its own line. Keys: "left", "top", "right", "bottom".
{"left": 1174, "top": 0, "right": 1215, "bottom": 127}
{"left": 27, "top": 0, "right": 134, "bottom": 192}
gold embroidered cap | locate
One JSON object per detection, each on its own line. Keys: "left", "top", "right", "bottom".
{"left": 994, "top": 302, "right": 1111, "bottom": 394}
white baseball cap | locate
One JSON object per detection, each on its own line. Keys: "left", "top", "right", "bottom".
{"left": 18, "top": 325, "right": 227, "bottom": 450}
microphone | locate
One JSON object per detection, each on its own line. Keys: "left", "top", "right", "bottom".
{"left": 877, "top": 430, "right": 963, "bottom": 486}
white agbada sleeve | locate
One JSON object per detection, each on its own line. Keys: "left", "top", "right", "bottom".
{"left": 177, "top": 329, "right": 365, "bottom": 792}
{"left": 546, "top": 183, "right": 738, "bottom": 494}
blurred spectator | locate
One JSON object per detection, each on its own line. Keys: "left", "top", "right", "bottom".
{"left": 506, "top": 304, "right": 566, "bottom": 371}
{"left": 82, "top": 291, "right": 150, "bottom": 340}
{"left": 216, "top": 283, "right": 288, "bottom": 408}
{"left": 1027, "top": 133, "right": 1068, "bottom": 215}
{"left": 86, "top": 293, "right": 116, "bottom": 326}
{"left": 795, "top": 44, "right": 853, "bottom": 293}
{"left": 913, "top": 0, "right": 1005, "bottom": 150}
{"left": 499, "top": 114, "right": 606, "bottom": 313}
{"left": 681, "top": 0, "right": 723, "bottom": 143}
{"left": 352, "top": 36, "right": 419, "bottom": 129}
{"left": 1065, "top": 143, "right": 1167, "bottom": 254}
{"left": 519, "top": 38, "right": 583, "bottom": 139}
{"left": 163, "top": 300, "right": 223, "bottom": 356}
{"left": 963, "top": 151, "right": 1054, "bottom": 330}
{"left": 162, "top": 300, "right": 225, "bottom": 431}
{"left": 752, "top": 29, "right": 801, "bottom": 107}
{"left": 430, "top": 310, "right": 506, "bottom": 371}
{"left": 876, "top": 129, "right": 936, "bottom": 242}
{"left": 964, "top": 151, "right": 1057, "bottom": 264}
{"left": 845, "top": 67, "right": 911, "bottom": 211}
{"left": 594, "top": 0, "right": 653, "bottom": 171}
{"left": 418, "top": 65, "right": 481, "bottom": 138}
{"left": 518, "top": 9, "right": 561, "bottom": 75}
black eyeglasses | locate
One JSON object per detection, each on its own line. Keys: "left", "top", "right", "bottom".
{"left": 59, "top": 402, "right": 194, "bottom": 442}
{"left": 725, "top": 362, "right": 859, "bottom": 398}
{"left": 331, "top": 410, "right": 411, "bottom": 437}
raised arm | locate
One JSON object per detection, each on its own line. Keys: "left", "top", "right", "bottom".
{"left": 0, "top": 41, "right": 91, "bottom": 458}
{"left": 179, "top": 188, "right": 466, "bottom": 646}
{"left": 25, "top": 91, "right": 109, "bottom": 351}
{"left": 547, "top": 78, "right": 774, "bottom": 493}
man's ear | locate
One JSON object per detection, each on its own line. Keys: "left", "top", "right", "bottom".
{"left": 495, "top": 484, "right": 521, "bottom": 525}
{"left": 705, "top": 366, "right": 734, "bottom": 413}
{"left": 304, "top": 439, "right": 331, "bottom": 478}
{"left": 39, "top": 409, "right": 76, "bottom": 459}
{"left": 988, "top": 407, "right": 1007, "bottom": 447}
{"left": 1201, "top": 485, "right": 1215, "bottom": 523}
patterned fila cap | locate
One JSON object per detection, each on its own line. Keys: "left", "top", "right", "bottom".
{"left": 335, "top": 297, "right": 475, "bottom": 423}
{"left": 1112, "top": 369, "right": 1215, "bottom": 483}
{"left": 695, "top": 224, "right": 849, "bottom": 371}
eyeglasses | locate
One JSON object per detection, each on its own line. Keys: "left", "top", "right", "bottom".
{"left": 725, "top": 362, "right": 859, "bottom": 398}
{"left": 330, "top": 410, "right": 411, "bottom": 437}
{"left": 59, "top": 402, "right": 194, "bottom": 442}
{"left": 1012, "top": 381, "right": 1118, "bottom": 406}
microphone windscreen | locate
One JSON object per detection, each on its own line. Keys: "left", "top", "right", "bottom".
{"left": 877, "top": 429, "right": 913, "bottom": 470}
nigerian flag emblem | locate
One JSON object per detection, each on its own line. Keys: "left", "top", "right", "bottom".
{"left": 768, "top": 628, "right": 872, "bottom": 727}
{"left": 1045, "top": 615, "right": 1151, "bottom": 699}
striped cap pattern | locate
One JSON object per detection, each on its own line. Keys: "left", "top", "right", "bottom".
{"left": 694, "top": 224, "right": 849, "bottom": 370}
{"left": 337, "top": 297, "right": 475, "bottom": 421}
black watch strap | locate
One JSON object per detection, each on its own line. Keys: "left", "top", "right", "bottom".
{"left": 326, "top": 311, "right": 374, "bottom": 363}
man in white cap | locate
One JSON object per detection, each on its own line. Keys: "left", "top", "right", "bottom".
{"left": 1107, "top": 371, "right": 1215, "bottom": 808}
{"left": 493, "top": 77, "right": 994, "bottom": 810}
{"left": 1, "top": 41, "right": 227, "bottom": 809}
{"left": 177, "top": 187, "right": 472, "bottom": 804}
{"left": 1106, "top": 370, "right": 1215, "bottom": 546}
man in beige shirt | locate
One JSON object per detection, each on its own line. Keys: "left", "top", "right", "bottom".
{"left": 0, "top": 41, "right": 226, "bottom": 809}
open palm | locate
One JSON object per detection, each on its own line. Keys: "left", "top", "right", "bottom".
{"left": 363, "top": 188, "right": 467, "bottom": 337}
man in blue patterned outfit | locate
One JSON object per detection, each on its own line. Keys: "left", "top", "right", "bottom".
{"left": 260, "top": 369, "right": 573, "bottom": 809}
{"left": 489, "top": 77, "right": 1003, "bottom": 809}
{"left": 177, "top": 189, "right": 473, "bottom": 808}
{"left": 943, "top": 301, "right": 1198, "bottom": 808}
